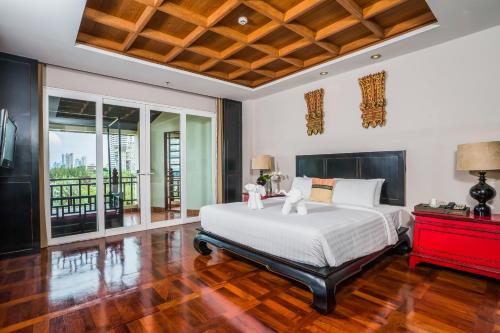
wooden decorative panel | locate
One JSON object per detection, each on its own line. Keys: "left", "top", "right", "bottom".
{"left": 77, "top": 0, "right": 436, "bottom": 87}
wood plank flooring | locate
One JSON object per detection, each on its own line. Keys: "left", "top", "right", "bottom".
{"left": 0, "top": 222, "right": 498, "bottom": 332}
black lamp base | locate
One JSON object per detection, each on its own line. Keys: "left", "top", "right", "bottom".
{"left": 470, "top": 171, "right": 496, "bottom": 217}
{"left": 256, "top": 170, "right": 266, "bottom": 186}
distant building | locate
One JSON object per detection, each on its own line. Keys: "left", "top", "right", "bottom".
{"left": 62, "top": 153, "right": 74, "bottom": 168}
{"left": 108, "top": 134, "right": 137, "bottom": 172}
{"left": 86, "top": 164, "right": 96, "bottom": 171}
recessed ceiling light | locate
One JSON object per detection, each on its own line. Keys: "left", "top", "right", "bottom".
{"left": 320, "top": 71, "right": 328, "bottom": 76}
{"left": 370, "top": 54, "right": 382, "bottom": 60}
{"left": 238, "top": 16, "right": 248, "bottom": 25}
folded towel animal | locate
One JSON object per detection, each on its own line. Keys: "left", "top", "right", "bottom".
{"left": 281, "top": 189, "right": 307, "bottom": 215}
{"left": 244, "top": 183, "right": 266, "bottom": 209}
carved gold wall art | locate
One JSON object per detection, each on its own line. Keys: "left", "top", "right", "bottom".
{"left": 304, "top": 88, "right": 324, "bottom": 135}
{"left": 358, "top": 71, "right": 386, "bottom": 128}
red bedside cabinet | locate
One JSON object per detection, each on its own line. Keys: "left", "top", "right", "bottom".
{"left": 410, "top": 211, "right": 500, "bottom": 279}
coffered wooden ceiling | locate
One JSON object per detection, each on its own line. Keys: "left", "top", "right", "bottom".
{"left": 78, "top": 0, "right": 436, "bottom": 88}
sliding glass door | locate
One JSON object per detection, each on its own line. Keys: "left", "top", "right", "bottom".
{"left": 102, "top": 99, "right": 146, "bottom": 235}
{"left": 46, "top": 91, "right": 103, "bottom": 242}
{"left": 45, "top": 88, "right": 215, "bottom": 245}
{"left": 185, "top": 114, "right": 215, "bottom": 221}
{"left": 148, "top": 108, "right": 181, "bottom": 226}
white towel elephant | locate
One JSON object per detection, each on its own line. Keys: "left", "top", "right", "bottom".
{"left": 245, "top": 183, "right": 266, "bottom": 209}
{"left": 281, "top": 189, "right": 307, "bottom": 215}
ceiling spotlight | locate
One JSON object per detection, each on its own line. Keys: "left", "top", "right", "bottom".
{"left": 320, "top": 71, "right": 328, "bottom": 76}
{"left": 370, "top": 54, "right": 382, "bottom": 60}
{"left": 238, "top": 16, "right": 248, "bottom": 25}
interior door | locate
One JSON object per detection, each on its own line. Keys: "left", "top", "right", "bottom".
{"left": 146, "top": 105, "right": 182, "bottom": 228}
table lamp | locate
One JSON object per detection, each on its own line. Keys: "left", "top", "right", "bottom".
{"left": 251, "top": 154, "right": 272, "bottom": 186}
{"left": 457, "top": 141, "right": 500, "bottom": 216}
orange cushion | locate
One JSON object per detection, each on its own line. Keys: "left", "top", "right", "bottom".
{"left": 309, "top": 178, "right": 335, "bottom": 203}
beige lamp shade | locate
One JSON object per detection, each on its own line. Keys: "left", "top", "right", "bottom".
{"left": 252, "top": 154, "right": 272, "bottom": 170}
{"left": 456, "top": 141, "right": 500, "bottom": 171}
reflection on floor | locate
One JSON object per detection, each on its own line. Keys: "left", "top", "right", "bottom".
{"left": 1, "top": 223, "right": 498, "bottom": 332}
{"left": 151, "top": 209, "right": 199, "bottom": 222}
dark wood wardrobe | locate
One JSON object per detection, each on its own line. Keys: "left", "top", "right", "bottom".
{"left": 221, "top": 99, "right": 242, "bottom": 203}
{"left": 0, "top": 53, "right": 40, "bottom": 257}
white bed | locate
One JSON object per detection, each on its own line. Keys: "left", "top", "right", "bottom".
{"left": 200, "top": 197, "right": 402, "bottom": 267}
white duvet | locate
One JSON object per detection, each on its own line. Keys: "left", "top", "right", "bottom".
{"left": 200, "top": 198, "right": 402, "bottom": 267}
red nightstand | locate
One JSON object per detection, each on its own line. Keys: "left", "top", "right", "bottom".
{"left": 242, "top": 192, "right": 285, "bottom": 202}
{"left": 410, "top": 211, "right": 500, "bottom": 279}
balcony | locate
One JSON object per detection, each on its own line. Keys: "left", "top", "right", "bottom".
{"left": 50, "top": 176, "right": 138, "bottom": 237}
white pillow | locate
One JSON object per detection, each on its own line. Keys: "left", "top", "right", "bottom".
{"left": 332, "top": 179, "right": 379, "bottom": 207}
{"left": 291, "top": 177, "right": 312, "bottom": 199}
{"left": 373, "top": 178, "right": 385, "bottom": 206}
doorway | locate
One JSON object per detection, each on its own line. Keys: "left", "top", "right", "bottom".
{"left": 44, "top": 88, "right": 215, "bottom": 245}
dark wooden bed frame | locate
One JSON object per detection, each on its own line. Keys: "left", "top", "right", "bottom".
{"left": 194, "top": 150, "right": 409, "bottom": 314}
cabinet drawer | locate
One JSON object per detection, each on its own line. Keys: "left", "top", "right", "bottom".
{"left": 414, "top": 221, "right": 500, "bottom": 269}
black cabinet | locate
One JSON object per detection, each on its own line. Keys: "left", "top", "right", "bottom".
{"left": 0, "top": 53, "right": 40, "bottom": 257}
{"left": 222, "top": 99, "right": 242, "bottom": 203}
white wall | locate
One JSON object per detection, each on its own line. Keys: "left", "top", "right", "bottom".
{"left": 243, "top": 25, "right": 500, "bottom": 213}
{"left": 45, "top": 65, "right": 215, "bottom": 113}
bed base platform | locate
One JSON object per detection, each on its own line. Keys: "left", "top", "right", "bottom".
{"left": 194, "top": 227, "right": 410, "bottom": 314}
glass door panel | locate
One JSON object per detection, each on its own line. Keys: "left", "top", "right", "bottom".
{"left": 48, "top": 96, "right": 98, "bottom": 238}
{"left": 149, "top": 110, "right": 181, "bottom": 223}
{"left": 103, "top": 102, "right": 142, "bottom": 230}
{"left": 186, "top": 114, "right": 214, "bottom": 218}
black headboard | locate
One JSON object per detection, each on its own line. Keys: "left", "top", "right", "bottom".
{"left": 296, "top": 151, "right": 405, "bottom": 206}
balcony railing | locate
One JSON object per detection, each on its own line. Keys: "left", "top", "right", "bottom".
{"left": 50, "top": 176, "right": 138, "bottom": 220}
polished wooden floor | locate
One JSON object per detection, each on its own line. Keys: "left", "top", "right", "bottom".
{"left": 0, "top": 223, "right": 498, "bottom": 333}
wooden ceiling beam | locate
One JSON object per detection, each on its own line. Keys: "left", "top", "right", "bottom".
{"left": 187, "top": 46, "right": 222, "bottom": 59}
{"left": 363, "top": 0, "right": 408, "bottom": 19}
{"left": 207, "top": 0, "right": 241, "bottom": 27}
{"left": 205, "top": 70, "right": 228, "bottom": 80}
{"left": 210, "top": 26, "right": 248, "bottom": 43}
{"left": 385, "top": 12, "right": 435, "bottom": 37}
{"left": 283, "top": 22, "right": 340, "bottom": 55}
{"left": 251, "top": 44, "right": 279, "bottom": 57}
{"left": 276, "top": 66, "right": 298, "bottom": 78}
{"left": 279, "top": 38, "right": 311, "bottom": 57}
{"left": 228, "top": 68, "right": 251, "bottom": 80}
{"left": 220, "top": 42, "right": 246, "bottom": 59}
{"left": 254, "top": 69, "right": 276, "bottom": 78}
{"left": 315, "top": 16, "right": 358, "bottom": 40}
{"left": 242, "top": 1, "right": 284, "bottom": 22}
{"left": 132, "top": 0, "right": 157, "bottom": 6}
{"left": 316, "top": 41, "right": 340, "bottom": 55}
{"left": 304, "top": 53, "right": 332, "bottom": 67}
{"left": 170, "top": 60, "right": 201, "bottom": 72}
{"left": 122, "top": 6, "right": 157, "bottom": 52}
{"left": 339, "top": 35, "right": 380, "bottom": 54}
{"left": 284, "top": 0, "right": 327, "bottom": 23}
{"left": 140, "top": 29, "right": 184, "bottom": 47}
{"left": 164, "top": 47, "right": 184, "bottom": 62}
{"left": 334, "top": 0, "right": 385, "bottom": 38}
{"left": 225, "top": 59, "right": 252, "bottom": 70}
{"left": 247, "top": 21, "right": 281, "bottom": 44}
{"left": 83, "top": 8, "right": 136, "bottom": 32}
{"left": 251, "top": 56, "right": 276, "bottom": 70}
{"left": 252, "top": 77, "right": 273, "bottom": 87}
{"left": 157, "top": 2, "right": 208, "bottom": 27}
{"left": 77, "top": 33, "right": 123, "bottom": 51}
{"left": 182, "top": 26, "right": 207, "bottom": 48}
{"left": 200, "top": 59, "right": 220, "bottom": 72}
{"left": 127, "top": 48, "right": 169, "bottom": 63}
{"left": 281, "top": 57, "right": 303, "bottom": 67}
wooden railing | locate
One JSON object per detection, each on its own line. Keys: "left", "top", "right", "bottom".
{"left": 50, "top": 176, "right": 138, "bottom": 219}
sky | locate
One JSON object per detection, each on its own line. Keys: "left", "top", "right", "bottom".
{"left": 49, "top": 131, "right": 97, "bottom": 166}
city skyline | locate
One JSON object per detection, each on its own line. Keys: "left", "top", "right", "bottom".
{"left": 49, "top": 130, "right": 138, "bottom": 171}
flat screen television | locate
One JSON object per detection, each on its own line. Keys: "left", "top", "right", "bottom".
{"left": 0, "top": 109, "right": 17, "bottom": 169}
